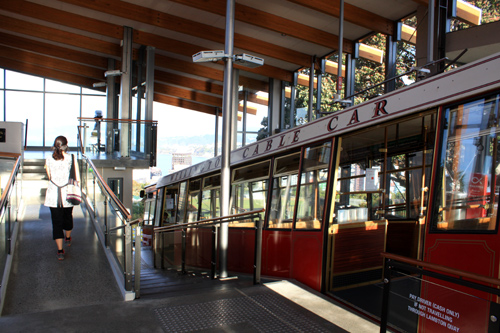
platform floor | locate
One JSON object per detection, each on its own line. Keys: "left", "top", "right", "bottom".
{"left": 0, "top": 173, "right": 382, "bottom": 332}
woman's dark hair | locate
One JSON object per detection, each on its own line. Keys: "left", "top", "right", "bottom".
{"left": 52, "top": 136, "right": 69, "bottom": 160}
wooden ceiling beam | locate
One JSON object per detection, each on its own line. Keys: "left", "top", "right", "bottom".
{"left": 155, "top": 70, "right": 224, "bottom": 96}
{"left": 137, "top": 30, "right": 293, "bottom": 82}
{"left": 0, "top": 32, "right": 108, "bottom": 69}
{"left": 411, "top": 0, "right": 482, "bottom": 26}
{"left": 0, "top": 56, "right": 100, "bottom": 89}
{"left": 154, "top": 93, "right": 217, "bottom": 116}
{"left": 155, "top": 82, "right": 222, "bottom": 108}
{"left": 0, "top": 1, "right": 123, "bottom": 40}
{"left": 155, "top": 55, "right": 269, "bottom": 92}
{"left": 169, "top": 0, "right": 353, "bottom": 53}
{"left": 59, "top": 0, "right": 313, "bottom": 68}
{"left": 287, "top": 0, "right": 394, "bottom": 35}
{"left": 0, "top": 46, "right": 105, "bottom": 80}
{"left": 0, "top": 14, "right": 121, "bottom": 57}
{"left": 1, "top": 1, "right": 290, "bottom": 83}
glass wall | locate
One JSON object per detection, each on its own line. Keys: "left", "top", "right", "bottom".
{"left": 0, "top": 69, "right": 106, "bottom": 148}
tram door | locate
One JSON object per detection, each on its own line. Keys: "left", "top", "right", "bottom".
{"left": 328, "top": 113, "right": 436, "bottom": 295}
{"left": 421, "top": 94, "right": 500, "bottom": 332}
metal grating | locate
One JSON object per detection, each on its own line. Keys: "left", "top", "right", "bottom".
{"left": 154, "top": 293, "right": 332, "bottom": 332}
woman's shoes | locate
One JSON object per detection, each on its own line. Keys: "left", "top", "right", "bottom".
{"left": 57, "top": 250, "right": 65, "bottom": 261}
{"left": 65, "top": 237, "right": 72, "bottom": 246}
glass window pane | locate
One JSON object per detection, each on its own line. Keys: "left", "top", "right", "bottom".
{"left": 82, "top": 95, "right": 106, "bottom": 118}
{"left": 176, "top": 182, "right": 187, "bottom": 223}
{"left": 269, "top": 152, "right": 300, "bottom": 229}
{"left": 6, "top": 71, "right": 43, "bottom": 91}
{"left": 233, "top": 160, "right": 270, "bottom": 183}
{"left": 433, "top": 95, "right": 500, "bottom": 232}
{"left": 274, "top": 152, "right": 300, "bottom": 175}
{"left": 6, "top": 91, "right": 43, "bottom": 146}
{"left": 230, "top": 180, "right": 267, "bottom": 227}
{"left": 82, "top": 87, "right": 106, "bottom": 95}
{"left": 0, "top": 92, "right": 4, "bottom": 121}
{"left": 186, "top": 179, "right": 201, "bottom": 222}
{"left": 0, "top": 69, "right": 4, "bottom": 89}
{"left": 45, "top": 93, "right": 81, "bottom": 146}
{"left": 296, "top": 142, "right": 331, "bottom": 229}
{"left": 45, "top": 79, "right": 80, "bottom": 94}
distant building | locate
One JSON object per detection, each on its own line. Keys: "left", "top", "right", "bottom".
{"left": 172, "top": 153, "right": 192, "bottom": 171}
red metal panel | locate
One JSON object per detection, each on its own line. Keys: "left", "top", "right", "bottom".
{"left": 228, "top": 229, "right": 255, "bottom": 274}
{"left": 291, "top": 232, "right": 323, "bottom": 291}
{"left": 185, "top": 228, "right": 213, "bottom": 269}
{"left": 262, "top": 230, "right": 292, "bottom": 277}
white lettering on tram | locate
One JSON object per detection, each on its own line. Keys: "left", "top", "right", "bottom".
{"left": 407, "top": 294, "right": 461, "bottom": 332}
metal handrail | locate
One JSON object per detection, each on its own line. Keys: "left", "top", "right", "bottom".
{"left": 78, "top": 154, "right": 139, "bottom": 298}
{"left": 154, "top": 209, "right": 265, "bottom": 284}
{"left": 0, "top": 156, "right": 21, "bottom": 257}
{"left": 109, "top": 218, "right": 143, "bottom": 232}
{"left": 0, "top": 155, "right": 21, "bottom": 211}
{"left": 154, "top": 208, "right": 265, "bottom": 234}
{"left": 81, "top": 154, "right": 131, "bottom": 220}
{"left": 381, "top": 252, "right": 500, "bottom": 287}
{"left": 380, "top": 252, "right": 500, "bottom": 332}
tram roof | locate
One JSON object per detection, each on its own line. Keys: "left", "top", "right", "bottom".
{"left": 156, "top": 51, "right": 500, "bottom": 188}
{"left": 0, "top": 0, "right": 489, "bottom": 116}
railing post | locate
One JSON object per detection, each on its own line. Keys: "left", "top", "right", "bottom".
{"left": 380, "top": 257, "right": 391, "bottom": 332}
{"left": 92, "top": 176, "right": 96, "bottom": 220}
{"left": 181, "top": 227, "right": 186, "bottom": 274}
{"left": 253, "top": 214, "right": 263, "bottom": 285}
{"left": 7, "top": 201, "right": 11, "bottom": 255}
{"left": 124, "top": 222, "right": 133, "bottom": 291}
{"left": 134, "top": 222, "right": 141, "bottom": 299}
{"left": 104, "top": 200, "right": 108, "bottom": 247}
{"left": 211, "top": 225, "right": 217, "bottom": 279}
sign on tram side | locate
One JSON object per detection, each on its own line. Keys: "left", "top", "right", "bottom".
{"left": 157, "top": 52, "right": 500, "bottom": 188}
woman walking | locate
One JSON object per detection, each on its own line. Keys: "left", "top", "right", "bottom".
{"left": 44, "top": 135, "right": 80, "bottom": 260}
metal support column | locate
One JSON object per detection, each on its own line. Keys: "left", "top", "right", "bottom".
{"left": 308, "top": 56, "right": 315, "bottom": 122}
{"left": 242, "top": 90, "right": 248, "bottom": 146}
{"left": 336, "top": 0, "right": 345, "bottom": 99}
{"left": 106, "top": 59, "right": 117, "bottom": 154}
{"left": 119, "top": 26, "right": 133, "bottom": 158}
{"left": 219, "top": 0, "right": 236, "bottom": 279}
{"left": 427, "top": 0, "right": 435, "bottom": 64}
{"left": 316, "top": 58, "right": 324, "bottom": 117}
{"left": 214, "top": 108, "right": 219, "bottom": 157}
{"left": 385, "top": 34, "right": 397, "bottom": 93}
{"left": 145, "top": 46, "right": 155, "bottom": 159}
{"left": 290, "top": 72, "right": 298, "bottom": 128}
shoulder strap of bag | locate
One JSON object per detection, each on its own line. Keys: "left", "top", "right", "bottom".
{"left": 69, "top": 154, "right": 76, "bottom": 180}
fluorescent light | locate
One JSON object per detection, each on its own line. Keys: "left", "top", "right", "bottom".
{"left": 234, "top": 54, "right": 264, "bottom": 68}
{"left": 192, "top": 50, "right": 226, "bottom": 63}
{"left": 104, "top": 69, "right": 123, "bottom": 77}
{"left": 93, "top": 82, "right": 107, "bottom": 88}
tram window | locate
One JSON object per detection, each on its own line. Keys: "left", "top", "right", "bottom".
{"left": 296, "top": 142, "right": 331, "bottom": 229}
{"left": 201, "top": 174, "right": 220, "bottom": 220}
{"left": 336, "top": 114, "right": 435, "bottom": 223}
{"left": 269, "top": 152, "right": 301, "bottom": 229}
{"left": 162, "top": 185, "right": 178, "bottom": 225}
{"left": 176, "top": 182, "right": 187, "bottom": 223}
{"left": 231, "top": 160, "right": 270, "bottom": 227}
{"left": 186, "top": 179, "right": 201, "bottom": 222}
{"left": 432, "top": 94, "right": 500, "bottom": 232}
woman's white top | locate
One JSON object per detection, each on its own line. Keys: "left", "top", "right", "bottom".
{"left": 44, "top": 154, "right": 76, "bottom": 208}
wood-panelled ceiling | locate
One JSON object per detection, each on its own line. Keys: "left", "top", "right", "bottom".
{"left": 0, "top": 0, "right": 423, "bottom": 116}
